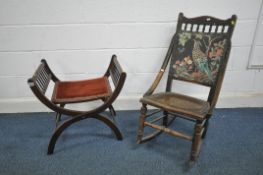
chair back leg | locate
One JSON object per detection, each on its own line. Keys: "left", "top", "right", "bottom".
{"left": 137, "top": 104, "right": 147, "bottom": 144}
{"left": 109, "top": 105, "right": 116, "bottom": 117}
{"left": 162, "top": 111, "right": 168, "bottom": 126}
{"left": 201, "top": 119, "right": 209, "bottom": 139}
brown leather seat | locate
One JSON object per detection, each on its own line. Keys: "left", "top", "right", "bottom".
{"left": 141, "top": 92, "right": 210, "bottom": 120}
{"left": 52, "top": 76, "right": 111, "bottom": 104}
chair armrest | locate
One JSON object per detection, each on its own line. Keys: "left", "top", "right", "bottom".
{"left": 143, "top": 69, "right": 165, "bottom": 97}
{"left": 104, "top": 55, "right": 127, "bottom": 100}
{"left": 28, "top": 59, "right": 55, "bottom": 94}
{"left": 104, "top": 55, "right": 126, "bottom": 85}
{"left": 28, "top": 59, "right": 60, "bottom": 90}
{"left": 40, "top": 59, "right": 60, "bottom": 82}
{"left": 143, "top": 34, "right": 176, "bottom": 97}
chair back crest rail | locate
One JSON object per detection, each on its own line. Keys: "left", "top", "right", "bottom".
{"left": 176, "top": 13, "right": 236, "bottom": 35}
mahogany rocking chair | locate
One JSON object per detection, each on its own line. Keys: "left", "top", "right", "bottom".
{"left": 28, "top": 55, "right": 126, "bottom": 154}
{"left": 137, "top": 13, "right": 237, "bottom": 161}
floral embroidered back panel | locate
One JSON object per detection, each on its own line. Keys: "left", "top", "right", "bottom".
{"left": 171, "top": 31, "right": 228, "bottom": 86}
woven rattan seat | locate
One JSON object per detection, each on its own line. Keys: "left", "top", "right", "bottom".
{"left": 141, "top": 92, "right": 210, "bottom": 120}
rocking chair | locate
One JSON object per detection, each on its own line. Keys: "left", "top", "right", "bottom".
{"left": 28, "top": 55, "right": 126, "bottom": 154}
{"left": 137, "top": 13, "right": 236, "bottom": 161}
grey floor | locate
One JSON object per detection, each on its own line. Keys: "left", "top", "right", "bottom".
{"left": 0, "top": 108, "right": 262, "bottom": 175}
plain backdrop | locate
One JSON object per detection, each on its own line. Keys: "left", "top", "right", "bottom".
{"left": 0, "top": 0, "right": 262, "bottom": 112}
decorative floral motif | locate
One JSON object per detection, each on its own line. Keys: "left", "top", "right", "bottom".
{"left": 172, "top": 31, "right": 227, "bottom": 86}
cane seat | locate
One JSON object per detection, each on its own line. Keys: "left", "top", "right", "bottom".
{"left": 140, "top": 92, "right": 210, "bottom": 120}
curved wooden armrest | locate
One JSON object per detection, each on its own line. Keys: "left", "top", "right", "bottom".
{"left": 28, "top": 59, "right": 59, "bottom": 92}
{"left": 143, "top": 69, "right": 166, "bottom": 97}
{"left": 28, "top": 59, "right": 55, "bottom": 94}
{"left": 103, "top": 55, "right": 127, "bottom": 104}
{"left": 40, "top": 59, "right": 60, "bottom": 82}
{"left": 143, "top": 34, "right": 176, "bottom": 97}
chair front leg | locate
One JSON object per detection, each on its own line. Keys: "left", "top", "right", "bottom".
{"left": 190, "top": 120, "right": 203, "bottom": 161}
{"left": 55, "top": 104, "right": 65, "bottom": 127}
{"left": 101, "top": 98, "right": 116, "bottom": 118}
{"left": 109, "top": 105, "right": 116, "bottom": 117}
{"left": 137, "top": 103, "right": 147, "bottom": 144}
{"left": 48, "top": 113, "right": 123, "bottom": 155}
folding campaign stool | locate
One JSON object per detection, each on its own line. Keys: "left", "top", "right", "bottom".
{"left": 28, "top": 55, "right": 126, "bottom": 154}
